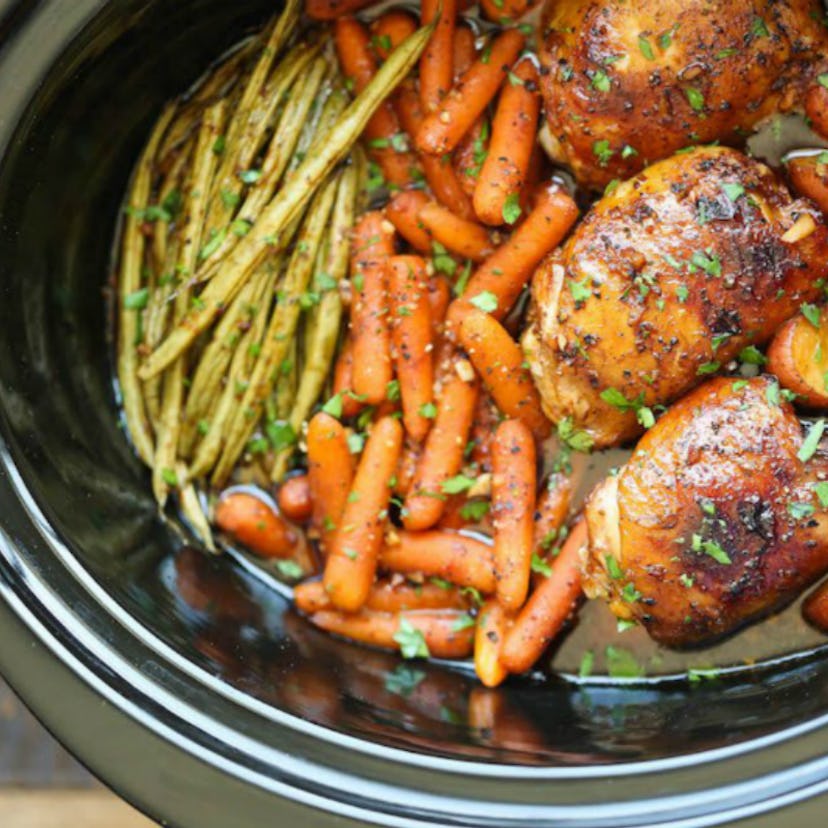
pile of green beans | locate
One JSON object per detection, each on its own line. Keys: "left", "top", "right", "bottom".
{"left": 115, "top": 0, "right": 432, "bottom": 546}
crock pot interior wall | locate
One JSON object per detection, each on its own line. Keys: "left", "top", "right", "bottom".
{"left": 1, "top": 0, "right": 828, "bottom": 768}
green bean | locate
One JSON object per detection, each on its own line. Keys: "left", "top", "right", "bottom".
{"left": 210, "top": 173, "right": 340, "bottom": 485}
{"left": 176, "top": 462, "right": 216, "bottom": 552}
{"left": 138, "top": 23, "right": 434, "bottom": 381}
{"left": 270, "top": 162, "right": 359, "bottom": 483}
{"left": 117, "top": 102, "right": 177, "bottom": 465}
{"left": 188, "top": 255, "right": 284, "bottom": 479}
{"left": 159, "top": 40, "right": 255, "bottom": 164}
{"left": 204, "top": 40, "right": 319, "bottom": 241}
{"left": 152, "top": 99, "right": 227, "bottom": 506}
{"left": 179, "top": 257, "right": 278, "bottom": 456}
{"left": 198, "top": 52, "right": 330, "bottom": 276}
{"left": 152, "top": 143, "right": 191, "bottom": 277}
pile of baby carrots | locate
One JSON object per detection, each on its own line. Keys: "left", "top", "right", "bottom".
{"left": 215, "top": 1, "right": 582, "bottom": 686}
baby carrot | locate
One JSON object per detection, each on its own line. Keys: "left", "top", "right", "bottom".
{"left": 480, "top": 0, "right": 538, "bottom": 22}
{"left": 390, "top": 255, "right": 434, "bottom": 442}
{"left": 386, "top": 189, "right": 433, "bottom": 252}
{"left": 295, "top": 577, "right": 470, "bottom": 614}
{"left": 418, "top": 201, "right": 496, "bottom": 261}
{"left": 370, "top": 9, "right": 417, "bottom": 61}
{"left": 332, "top": 337, "right": 364, "bottom": 419}
{"left": 452, "top": 24, "right": 477, "bottom": 79}
{"left": 475, "top": 600, "right": 510, "bottom": 687}
{"left": 350, "top": 211, "right": 396, "bottom": 404}
{"left": 324, "top": 416, "right": 403, "bottom": 611}
{"left": 500, "top": 519, "right": 586, "bottom": 674}
{"left": 420, "top": 0, "right": 456, "bottom": 113}
{"left": 491, "top": 419, "right": 536, "bottom": 612}
{"left": 417, "top": 29, "right": 525, "bottom": 156}
{"left": 395, "top": 81, "right": 475, "bottom": 219}
{"left": 453, "top": 117, "right": 486, "bottom": 196}
{"left": 306, "top": 0, "right": 376, "bottom": 19}
{"left": 335, "top": 17, "right": 418, "bottom": 187}
{"left": 394, "top": 437, "right": 421, "bottom": 497}
{"left": 448, "top": 182, "right": 579, "bottom": 324}
{"left": 470, "top": 391, "right": 499, "bottom": 472}
{"left": 457, "top": 309, "right": 550, "bottom": 439}
{"left": 380, "top": 529, "right": 496, "bottom": 593}
{"left": 278, "top": 474, "right": 313, "bottom": 523}
{"left": 307, "top": 412, "right": 355, "bottom": 550}
{"left": 403, "top": 374, "right": 478, "bottom": 530}
{"left": 214, "top": 492, "right": 297, "bottom": 559}
{"left": 309, "top": 607, "right": 475, "bottom": 659}
{"left": 473, "top": 58, "right": 540, "bottom": 226}
{"left": 428, "top": 274, "right": 451, "bottom": 332}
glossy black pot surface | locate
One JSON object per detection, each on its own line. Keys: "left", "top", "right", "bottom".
{"left": 0, "top": 1, "right": 827, "bottom": 825}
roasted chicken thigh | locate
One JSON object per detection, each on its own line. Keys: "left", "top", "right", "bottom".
{"left": 522, "top": 145, "right": 828, "bottom": 448}
{"left": 584, "top": 376, "right": 828, "bottom": 647}
{"left": 539, "top": 0, "right": 828, "bottom": 189}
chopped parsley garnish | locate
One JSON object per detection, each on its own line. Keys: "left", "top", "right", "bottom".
{"left": 591, "top": 69, "right": 611, "bottom": 92}
{"left": 502, "top": 192, "right": 522, "bottom": 225}
{"left": 568, "top": 278, "right": 592, "bottom": 304}
{"left": 394, "top": 619, "right": 430, "bottom": 659}
{"left": 605, "top": 645, "right": 645, "bottom": 678}
{"left": 801, "top": 303, "right": 821, "bottom": 328}
{"left": 123, "top": 287, "right": 149, "bottom": 310}
{"left": 638, "top": 35, "right": 655, "bottom": 60}
{"left": 739, "top": 345, "right": 766, "bottom": 365}
{"left": 441, "top": 474, "right": 476, "bottom": 494}
{"left": 557, "top": 417, "right": 594, "bottom": 453}
{"left": 460, "top": 499, "right": 490, "bottom": 522}
{"left": 814, "top": 481, "right": 828, "bottom": 508}
{"left": 531, "top": 553, "right": 552, "bottom": 577}
{"left": 593, "top": 140, "right": 614, "bottom": 166}
{"left": 469, "top": 290, "right": 498, "bottom": 313}
{"left": 419, "top": 402, "right": 438, "bottom": 419}
{"left": 797, "top": 418, "right": 825, "bottom": 462}
{"left": 684, "top": 86, "right": 705, "bottom": 112}
{"left": 275, "top": 559, "right": 303, "bottom": 579}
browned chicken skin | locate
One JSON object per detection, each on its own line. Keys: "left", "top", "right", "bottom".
{"left": 522, "top": 145, "right": 828, "bottom": 448}
{"left": 584, "top": 376, "right": 828, "bottom": 647}
{"left": 539, "top": 0, "right": 828, "bottom": 189}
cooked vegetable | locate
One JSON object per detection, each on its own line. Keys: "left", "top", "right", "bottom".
{"left": 214, "top": 491, "right": 297, "bottom": 559}
{"left": 474, "top": 600, "right": 510, "bottom": 688}
{"left": 418, "top": 201, "right": 496, "bottom": 262}
{"left": 371, "top": 10, "right": 418, "bottom": 61}
{"left": 138, "top": 21, "right": 434, "bottom": 380}
{"left": 448, "top": 182, "right": 579, "bottom": 325}
{"left": 323, "top": 416, "right": 404, "bottom": 611}
{"left": 491, "top": 419, "right": 537, "bottom": 612}
{"left": 473, "top": 58, "right": 540, "bottom": 227}
{"left": 402, "top": 374, "right": 479, "bottom": 530}
{"left": 394, "top": 80, "right": 475, "bottom": 218}
{"left": 457, "top": 308, "right": 550, "bottom": 439}
{"left": 295, "top": 577, "right": 470, "bottom": 614}
{"left": 416, "top": 29, "right": 525, "bottom": 156}
{"left": 278, "top": 475, "right": 313, "bottom": 523}
{"left": 389, "top": 255, "right": 435, "bottom": 442}
{"left": 500, "top": 519, "right": 586, "bottom": 674}
{"left": 117, "top": 103, "right": 177, "bottom": 466}
{"left": 420, "top": 0, "right": 457, "bottom": 113}
{"left": 386, "top": 189, "right": 433, "bottom": 252}
{"left": 350, "top": 211, "right": 397, "bottom": 404}
{"left": 334, "top": 16, "right": 419, "bottom": 187}
{"left": 380, "top": 529, "right": 496, "bottom": 593}
{"left": 767, "top": 305, "right": 828, "bottom": 408}
{"left": 308, "top": 607, "right": 475, "bottom": 659}
{"left": 307, "top": 412, "right": 355, "bottom": 551}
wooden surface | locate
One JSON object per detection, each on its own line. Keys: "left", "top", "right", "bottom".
{"left": 0, "top": 678, "right": 154, "bottom": 826}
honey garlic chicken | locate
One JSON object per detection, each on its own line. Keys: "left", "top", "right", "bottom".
{"left": 539, "top": 0, "right": 828, "bottom": 189}
{"left": 522, "top": 146, "right": 828, "bottom": 449}
{"left": 584, "top": 376, "right": 828, "bottom": 647}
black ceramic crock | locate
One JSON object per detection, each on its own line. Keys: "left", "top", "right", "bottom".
{"left": 0, "top": 1, "right": 827, "bottom": 825}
